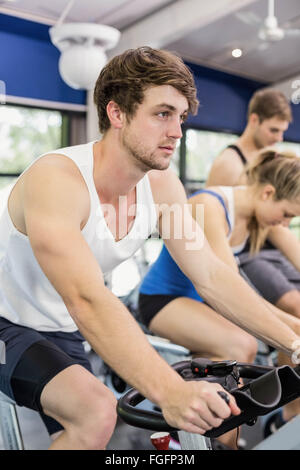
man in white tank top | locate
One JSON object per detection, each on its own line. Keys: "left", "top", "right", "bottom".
{"left": 0, "top": 47, "right": 299, "bottom": 450}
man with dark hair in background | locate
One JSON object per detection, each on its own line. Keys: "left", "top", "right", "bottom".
{"left": 207, "top": 88, "right": 300, "bottom": 428}
{"left": 207, "top": 89, "right": 292, "bottom": 186}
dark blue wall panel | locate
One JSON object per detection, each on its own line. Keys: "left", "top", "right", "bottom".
{"left": 288, "top": 103, "right": 300, "bottom": 142}
{"left": 0, "top": 12, "right": 50, "bottom": 41}
{"left": 186, "top": 62, "right": 265, "bottom": 134}
{"left": 0, "top": 13, "right": 86, "bottom": 105}
{"left": 185, "top": 62, "right": 300, "bottom": 143}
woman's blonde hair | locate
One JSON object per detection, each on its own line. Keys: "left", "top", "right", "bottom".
{"left": 244, "top": 149, "right": 300, "bottom": 254}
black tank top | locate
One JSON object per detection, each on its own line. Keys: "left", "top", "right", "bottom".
{"left": 227, "top": 144, "right": 247, "bottom": 165}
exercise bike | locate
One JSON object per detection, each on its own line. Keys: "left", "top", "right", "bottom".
{"left": 117, "top": 358, "right": 300, "bottom": 450}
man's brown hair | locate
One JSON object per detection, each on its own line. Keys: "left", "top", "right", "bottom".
{"left": 248, "top": 88, "right": 292, "bottom": 123}
{"left": 94, "top": 46, "right": 199, "bottom": 134}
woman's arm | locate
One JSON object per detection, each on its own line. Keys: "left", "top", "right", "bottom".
{"left": 191, "top": 193, "right": 239, "bottom": 272}
{"left": 264, "top": 300, "right": 300, "bottom": 336}
{"left": 268, "top": 224, "right": 300, "bottom": 272}
{"left": 197, "top": 198, "right": 300, "bottom": 338}
{"left": 150, "top": 170, "right": 299, "bottom": 355}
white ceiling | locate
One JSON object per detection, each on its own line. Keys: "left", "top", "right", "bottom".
{"left": 0, "top": 0, "right": 178, "bottom": 28}
{"left": 167, "top": 0, "right": 300, "bottom": 83}
{"left": 1, "top": 0, "right": 300, "bottom": 84}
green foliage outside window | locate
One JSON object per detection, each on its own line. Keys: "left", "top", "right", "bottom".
{"left": 0, "top": 105, "right": 63, "bottom": 189}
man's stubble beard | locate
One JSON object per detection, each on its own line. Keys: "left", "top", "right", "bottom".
{"left": 122, "top": 131, "right": 170, "bottom": 172}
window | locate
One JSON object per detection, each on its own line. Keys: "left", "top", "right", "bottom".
{"left": 184, "top": 129, "right": 300, "bottom": 186}
{"left": 0, "top": 105, "right": 66, "bottom": 189}
{"left": 182, "top": 128, "right": 300, "bottom": 239}
{"left": 185, "top": 128, "right": 238, "bottom": 190}
{"left": 169, "top": 139, "right": 181, "bottom": 176}
{"left": 278, "top": 141, "right": 300, "bottom": 155}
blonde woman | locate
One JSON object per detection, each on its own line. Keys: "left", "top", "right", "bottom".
{"left": 139, "top": 149, "right": 300, "bottom": 433}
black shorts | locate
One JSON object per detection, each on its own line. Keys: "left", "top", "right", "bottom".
{"left": 0, "top": 317, "right": 92, "bottom": 436}
{"left": 237, "top": 249, "right": 300, "bottom": 304}
{"left": 138, "top": 293, "right": 180, "bottom": 328}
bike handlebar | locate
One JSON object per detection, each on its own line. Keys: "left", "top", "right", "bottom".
{"left": 117, "top": 360, "right": 300, "bottom": 438}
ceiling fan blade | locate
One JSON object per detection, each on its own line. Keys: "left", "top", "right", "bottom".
{"left": 284, "top": 28, "right": 300, "bottom": 37}
{"left": 234, "top": 10, "right": 262, "bottom": 26}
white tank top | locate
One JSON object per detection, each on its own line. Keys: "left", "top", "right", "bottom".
{"left": 0, "top": 142, "right": 157, "bottom": 332}
{"left": 218, "top": 186, "right": 248, "bottom": 255}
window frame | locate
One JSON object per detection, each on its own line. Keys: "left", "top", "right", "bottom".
{"left": 0, "top": 102, "right": 84, "bottom": 180}
{"left": 179, "top": 124, "right": 241, "bottom": 187}
{"left": 179, "top": 124, "right": 300, "bottom": 237}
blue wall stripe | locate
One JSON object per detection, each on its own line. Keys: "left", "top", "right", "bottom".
{"left": 0, "top": 13, "right": 86, "bottom": 105}
{"left": 0, "top": 12, "right": 50, "bottom": 42}
{"left": 288, "top": 103, "right": 300, "bottom": 142}
{"left": 185, "top": 61, "right": 300, "bottom": 142}
{"left": 185, "top": 61, "right": 264, "bottom": 135}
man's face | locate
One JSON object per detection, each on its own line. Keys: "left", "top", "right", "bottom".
{"left": 251, "top": 115, "right": 289, "bottom": 149}
{"left": 121, "top": 85, "right": 189, "bottom": 171}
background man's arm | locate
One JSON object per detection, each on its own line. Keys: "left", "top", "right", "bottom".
{"left": 206, "top": 148, "right": 245, "bottom": 186}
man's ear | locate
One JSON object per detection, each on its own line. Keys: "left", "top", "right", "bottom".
{"left": 106, "top": 101, "right": 125, "bottom": 129}
{"left": 249, "top": 113, "right": 260, "bottom": 126}
{"left": 261, "top": 184, "right": 276, "bottom": 201}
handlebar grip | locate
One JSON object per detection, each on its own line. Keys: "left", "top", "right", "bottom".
{"left": 117, "top": 363, "right": 300, "bottom": 435}
{"left": 117, "top": 388, "right": 176, "bottom": 432}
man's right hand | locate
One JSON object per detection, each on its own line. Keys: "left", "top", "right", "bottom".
{"left": 160, "top": 380, "right": 241, "bottom": 434}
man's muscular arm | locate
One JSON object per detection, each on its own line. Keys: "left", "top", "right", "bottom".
{"left": 21, "top": 156, "right": 238, "bottom": 434}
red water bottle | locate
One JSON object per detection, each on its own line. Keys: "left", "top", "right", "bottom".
{"left": 150, "top": 432, "right": 170, "bottom": 450}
